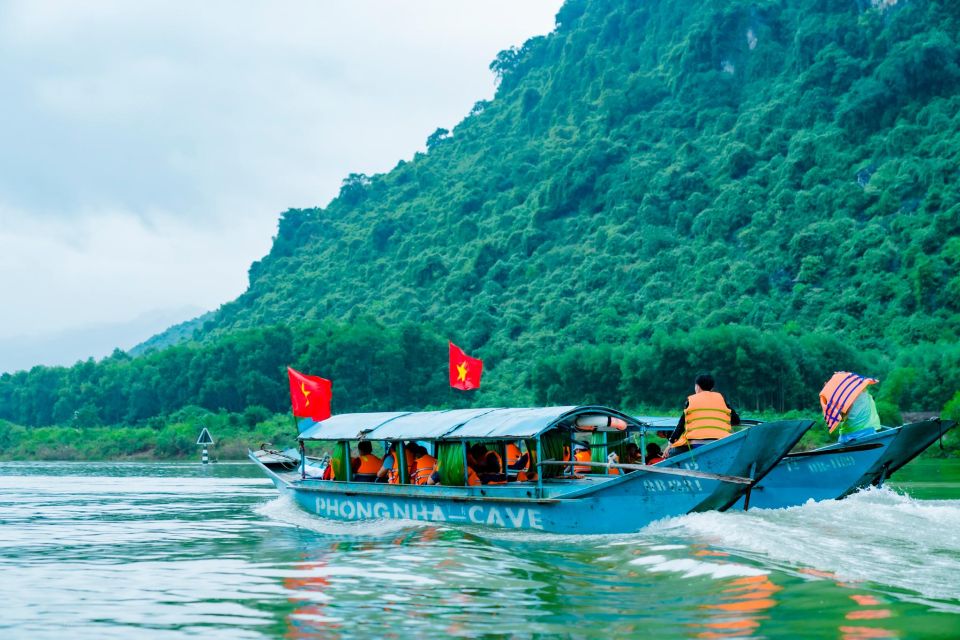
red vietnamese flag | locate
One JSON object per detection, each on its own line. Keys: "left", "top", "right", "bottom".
{"left": 287, "top": 367, "right": 332, "bottom": 421}
{"left": 449, "top": 342, "right": 483, "bottom": 391}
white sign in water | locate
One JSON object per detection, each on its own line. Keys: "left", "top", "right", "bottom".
{"left": 313, "top": 496, "right": 545, "bottom": 530}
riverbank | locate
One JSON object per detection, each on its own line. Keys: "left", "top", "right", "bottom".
{"left": 0, "top": 414, "right": 297, "bottom": 462}
{"left": 1, "top": 409, "right": 956, "bottom": 461}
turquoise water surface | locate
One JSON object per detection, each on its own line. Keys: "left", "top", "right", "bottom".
{"left": 0, "top": 458, "right": 957, "bottom": 638}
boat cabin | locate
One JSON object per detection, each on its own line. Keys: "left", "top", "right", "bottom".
{"left": 294, "top": 406, "right": 650, "bottom": 495}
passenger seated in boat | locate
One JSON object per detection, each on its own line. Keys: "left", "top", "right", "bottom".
{"left": 506, "top": 441, "right": 528, "bottom": 471}
{"left": 665, "top": 373, "right": 740, "bottom": 458}
{"left": 819, "top": 372, "right": 880, "bottom": 443}
{"left": 410, "top": 444, "right": 436, "bottom": 486}
{"left": 351, "top": 440, "right": 382, "bottom": 482}
{"left": 572, "top": 441, "right": 591, "bottom": 473}
{"left": 376, "top": 442, "right": 412, "bottom": 484}
{"left": 606, "top": 452, "right": 621, "bottom": 475}
{"left": 317, "top": 452, "right": 335, "bottom": 480}
{"left": 469, "top": 444, "right": 503, "bottom": 476}
{"left": 560, "top": 444, "right": 585, "bottom": 478}
{"left": 506, "top": 441, "right": 535, "bottom": 481}
{"left": 479, "top": 455, "right": 507, "bottom": 485}
{"left": 426, "top": 464, "right": 481, "bottom": 486}
{"left": 645, "top": 443, "right": 664, "bottom": 464}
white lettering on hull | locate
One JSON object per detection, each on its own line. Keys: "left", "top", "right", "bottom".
{"left": 785, "top": 454, "right": 857, "bottom": 475}
{"left": 640, "top": 478, "right": 704, "bottom": 493}
{"left": 310, "top": 495, "right": 543, "bottom": 529}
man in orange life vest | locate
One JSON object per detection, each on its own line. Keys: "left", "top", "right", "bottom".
{"left": 410, "top": 444, "right": 437, "bottom": 486}
{"left": 665, "top": 373, "right": 740, "bottom": 458}
{"left": 351, "top": 440, "right": 383, "bottom": 479}
{"left": 377, "top": 441, "right": 416, "bottom": 484}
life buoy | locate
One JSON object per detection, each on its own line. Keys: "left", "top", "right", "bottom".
{"left": 575, "top": 415, "right": 627, "bottom": 431}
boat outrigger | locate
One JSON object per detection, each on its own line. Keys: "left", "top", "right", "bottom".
{"left": 730, "top": 418, "right": 957, "bottom": 510}
{"left": 250, "top": 406, "right": 812, "bottom": 534}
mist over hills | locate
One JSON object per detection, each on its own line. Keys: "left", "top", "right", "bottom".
{"left": 2, "top": 0, "right": 959, "bottom": 427}
{"left": 0, "top": 306, "right": 204, "bottom": 374}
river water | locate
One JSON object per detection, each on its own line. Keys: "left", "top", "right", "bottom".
{"left": 1, "top": 459, "right": 957, "bottom": 639}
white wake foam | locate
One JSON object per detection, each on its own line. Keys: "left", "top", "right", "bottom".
{"left": 646, "top": 487, "right": 960, "bottom": 605}
{"left": 253, "top": 495, "right": 420, "bottom": 537}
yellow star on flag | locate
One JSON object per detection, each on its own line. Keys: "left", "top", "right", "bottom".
{"left": 457, "top": 361, "right": 468, "bottom": 382}
{"left": 300, "top": 381, "right": 312, "bottom": 407}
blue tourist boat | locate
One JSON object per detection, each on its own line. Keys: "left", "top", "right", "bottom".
{"left": 729, "top": 418, "right": 957, "bottom": 510}
{"left": 249, "top": 406, "right": 811, "bottom": 534}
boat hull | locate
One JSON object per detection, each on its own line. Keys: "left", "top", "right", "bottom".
{"left": 250, "top": 451, "right": 728, "bottom": 534}
{"left": 657, "top": 419, "right": 813, "bottom": 512}
{"left": 730, "top": 419, "right": 955, "bottom": 510}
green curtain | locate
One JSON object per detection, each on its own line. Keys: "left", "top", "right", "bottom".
{"left": 524, "top": 438, "right": 538, "bottom": 478}
{"left": 590, "top": 432, "right": 606, "bottom": 472}
{"left": 397, "top": 443, "right": 410, "bottom": 484}
{"left": 540, "top": 431, "right": 566, "bottom": 479}
{"left": 612, "top": 434, "right": 630, "bottom": 459}
{"left": 590, "top": 432, "right": 630, "bottom": 473}
{"left": 331, "top": 441, "right": 348, "bottom": 480}
{"left": 437, "top": 442, "right": 466, "bottom": 486}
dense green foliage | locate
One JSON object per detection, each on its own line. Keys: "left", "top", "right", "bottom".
{"left": 1, "top": 0, "right": 959, "bottom": 449}
{"left": 209, "top": 0, "right": 960, "bottom": 358}
{"left": 0, "top": 321, "right": 449, "bottom": 427}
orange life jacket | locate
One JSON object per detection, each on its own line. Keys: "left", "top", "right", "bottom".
{"left": 647, "top": 456, "right": 664, "bottom": 464}
{"left": 387, "top": 448, "right": 416, "bottom": 484}
{"left": 467, "top": 467, "right": 481, "bottom": 486}
{"left": 355, "top": 453, "right": 382, "bottom": 475}
{"left": 511, "top": 444, "right": 535, "bottom": 481}
{"left": 412, "top": 454, "right": 436, "bottom": 485}
{"left": 506, "top": 443, "right": 522, "bottom": 467}
{"left": 574, "top": 448, "right": 591, "bottom": 473}
{"left": 675, "top": 391, "right": 733, "bottom": 447}
{"left": 819, "top": 371, "right": 879, "bottom": 433}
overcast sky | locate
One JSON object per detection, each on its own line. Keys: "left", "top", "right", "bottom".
{"left": 0, "top": 0, "right": 562, "bottom": 369}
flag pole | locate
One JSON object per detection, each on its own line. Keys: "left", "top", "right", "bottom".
{"left": 291, "top": 411, "right": 306, "bottom": 479}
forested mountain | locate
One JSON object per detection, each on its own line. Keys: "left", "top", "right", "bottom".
{"left": 2, "top": 0, "right": 960, "bottom": 428}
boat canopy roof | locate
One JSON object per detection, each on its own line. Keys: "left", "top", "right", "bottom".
{"left": 297, "top": 406, "right": 641, "bottom": 442}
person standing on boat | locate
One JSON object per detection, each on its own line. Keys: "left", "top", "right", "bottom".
{"left": 665, "top": 373, "right": 740, "bottom": 457}
{"left": 819, "top": 372, "right": 880, "bottom": 443}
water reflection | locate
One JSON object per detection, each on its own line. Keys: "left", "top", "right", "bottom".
{"left": 1, "top": 462, "right": 958, "bottom": 639}
{"left": 284, "top": 557, "right": 337, "bottom": 639}
{"left": 694, "top": 574, "right": 780, "bottom": 638}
